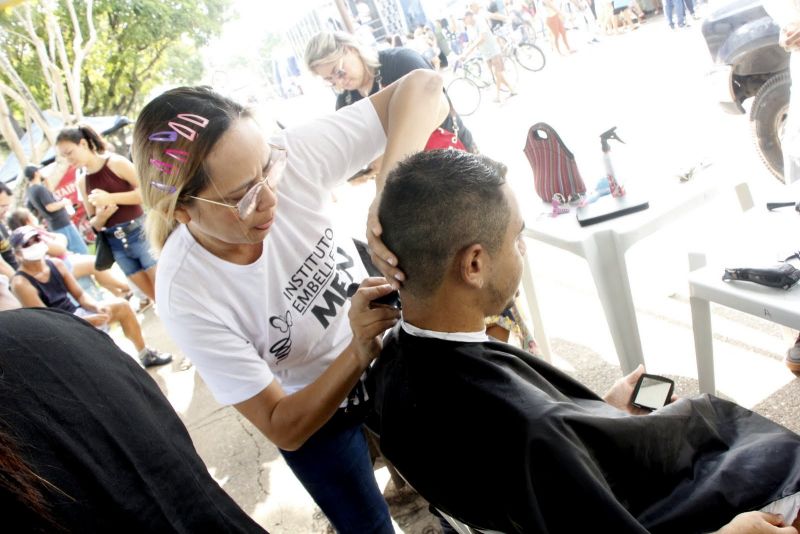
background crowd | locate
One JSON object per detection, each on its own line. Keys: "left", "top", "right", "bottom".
{"left": 0, "top": 124, "right": 171, "bottom": 368}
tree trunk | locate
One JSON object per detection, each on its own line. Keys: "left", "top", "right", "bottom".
{"left": 0, "top": 92, "right": 30, "bottom": 168}
{"left": 0, "top": 52, "right": 55, "bottom": 145}
{"left": 0, "top": 0, "right": 96, "bottom": 175}
{"left": 21, "top": 2, "right": 71, "bottom": 124}
{"left": 65, "top": 0, "right": 96, "bottom": 122}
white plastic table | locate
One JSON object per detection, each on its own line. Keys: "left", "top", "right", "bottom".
{"left": 689, "top": 209, "right": 800, "bottom": 394}
{"left": 521, "top": 179, "right": 751, "bottom": 374}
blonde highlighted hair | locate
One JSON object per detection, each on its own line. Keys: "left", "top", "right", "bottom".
{"left": 304, "top": 31, "right": 380, "bottom": 77}
{"left": 132, "top": 86, "right": 250, "bottom": 253}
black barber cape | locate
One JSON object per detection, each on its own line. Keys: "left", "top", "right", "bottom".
{"left": 0, "top": 309, "right": 266, "bottom": 533}
{"left": 369, "top": 326, "right": 800, "bottom": 534}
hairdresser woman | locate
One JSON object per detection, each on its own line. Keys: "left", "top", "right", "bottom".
{"left": 133, "top": 72, "right": 448, "bottom": 533}
{"left": 306, "top": 31, "right": 477, "bottom": 154}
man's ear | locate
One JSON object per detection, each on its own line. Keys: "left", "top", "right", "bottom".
{"left": 458, "top": 243, "right": 487, "bottom": 289}
{"left": 173, "top": 205, "right": 191, "bottom": 224}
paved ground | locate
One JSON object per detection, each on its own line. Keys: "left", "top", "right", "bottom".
{"left": 126, "top": 9, "right": 800, "bottom": 533}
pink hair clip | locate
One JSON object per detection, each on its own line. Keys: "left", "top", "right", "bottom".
{"left": 150, "top": 181, "right": 177, "bottom": 194}
{"left": 149, "top": 113, "right": 210, "bottom": 143}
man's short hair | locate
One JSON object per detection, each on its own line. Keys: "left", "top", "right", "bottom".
{"left": 0, "top": 182, "right": 11, "bottom": 196}
{"left": 23, "top": 166, "right": 39, "bottom": 181}
{"left": 379, "top": 150, "right": 510, "bottom": 297}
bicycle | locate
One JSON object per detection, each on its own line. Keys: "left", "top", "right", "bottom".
{"left": 446, "top": 53, "right": 520, "bottom": 116}
{"left": 465, "top": 54, "right": 519, "bottom": 92}
{"left": 446, "top": 60, "right": 482, "bottom": 116}
{"left": 494, "top": 24, "right": 546, "bottom": 72}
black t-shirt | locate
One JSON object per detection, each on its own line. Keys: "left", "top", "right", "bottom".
{"left": 335, "top": 48, "right": 430, "bottom": 110}
{"left": 0, "top": 308, "right": 267, "bottom": 533}
{"left": 335, "top": 48, "right": 477, "bottom": 152}
{"left": 487, "top": 2, "right": 505, "bottom": 30}
{"left": 26, "top": 183, "right": 71, "bottom": 230}
{"left": 0, "top": 222, "right": 18, "bottom": 271}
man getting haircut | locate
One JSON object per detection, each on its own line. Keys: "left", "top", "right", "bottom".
{"left": 379, "top": 150, "right": 510, "bottom": 297}
{"left": 370, "top": 149, "right": 800, "bottom": 534}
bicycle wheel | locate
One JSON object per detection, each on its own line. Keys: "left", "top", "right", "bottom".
{"left": 446, "top": 77, "right": 481, "bottom": 116}
{"left": 465, "top": 58, "right": 492, "bottom": 89}
{"left": 515, "top": 43, "right": 546, "bottom": 72}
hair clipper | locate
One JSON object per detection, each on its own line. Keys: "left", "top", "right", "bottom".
{"left": 722, "top": 263, "right": 800, "bottom": 290}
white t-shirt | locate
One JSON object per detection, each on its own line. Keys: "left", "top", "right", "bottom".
{"left": 156, "top": 98, "right": 386, "bottom": 406}
{"left": 470, "top": 12, "right": 501, "bottom": 59}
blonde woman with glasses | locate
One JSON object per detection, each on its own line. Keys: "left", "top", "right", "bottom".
{"left": 133, "top": 76, "right": 448, "bottom": 533}
{"left": 305, "top": 31, "right": 477, "bottom": 153}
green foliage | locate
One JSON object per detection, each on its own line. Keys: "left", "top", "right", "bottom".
{"left": 0, "top": 4, "right": 51, "bottom": 108}
{"left": 0, "top": 0, "right": 230, "bottom": 118}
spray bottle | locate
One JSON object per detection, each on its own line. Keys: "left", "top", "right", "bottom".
{"left": 600, "top": 127, "right": 626, "bottom": 198}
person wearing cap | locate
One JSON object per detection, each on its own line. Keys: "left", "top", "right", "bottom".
{"left": 6, "top": 206, "right": 132, "bottom": 300}
{"left": 9, "top": 225, "right": 172, "bottom": 368}
{"left": 23, "top": 165, "right": 88, "bottom": 255}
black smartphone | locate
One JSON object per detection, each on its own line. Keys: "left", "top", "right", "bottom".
{"left": 346, "top": 282, "right": 402, "bottom": 310}
{"left": 630, "top": 374, "right": 674, "bottom": 411}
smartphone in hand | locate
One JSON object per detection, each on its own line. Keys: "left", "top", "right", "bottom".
{"left": 630, "top": 374, "right": 674, "bottom": 411}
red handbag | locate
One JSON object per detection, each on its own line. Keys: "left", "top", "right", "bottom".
{"left": 424, "top": 107, "right": 466, "bottom": 151}
{"left": 425, "top": 128, "right": 466, "bottom": 151}
{"left": 524, "top": 122, "right": 586, "bottom": 202}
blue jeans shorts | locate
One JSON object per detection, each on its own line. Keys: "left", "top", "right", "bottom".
{"left": 53, "top": 223, "right": 89, "bottom": 255}
{"left": 280, "top": 410, "right": 393, "bottom": 533}
{"left": 104, "top": 216, "right": 157, "bottom": 277}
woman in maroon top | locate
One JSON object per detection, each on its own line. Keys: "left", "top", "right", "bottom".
{"left": 56, "top": 126, "right": 158, "bottom": 301}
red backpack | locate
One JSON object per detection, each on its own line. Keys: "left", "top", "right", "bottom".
{"left": 524, "top": 123, "right": 586, "bottom": 202}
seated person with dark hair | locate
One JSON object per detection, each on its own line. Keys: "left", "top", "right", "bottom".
{"left": 9, "top": 225, "right": 171, "bottom": 368}
{"left": 369, "top": 150, "right": 800, "bottom": 534}
{"left": 7, "top": 207, "right": 132, "bottom": 299}
{"left": 0, "top": 308, "right": 266, "bottom": 532}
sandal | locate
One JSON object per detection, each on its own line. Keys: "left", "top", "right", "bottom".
{"left": 136, "top": 297, "right": 153, "bottom": 314}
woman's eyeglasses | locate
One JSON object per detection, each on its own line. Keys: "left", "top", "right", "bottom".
{"left": 322, "top": 57, "right": 347, "bottom": 86}
{"left": 188, "top": 145, "right": 287, "bottom": 220}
